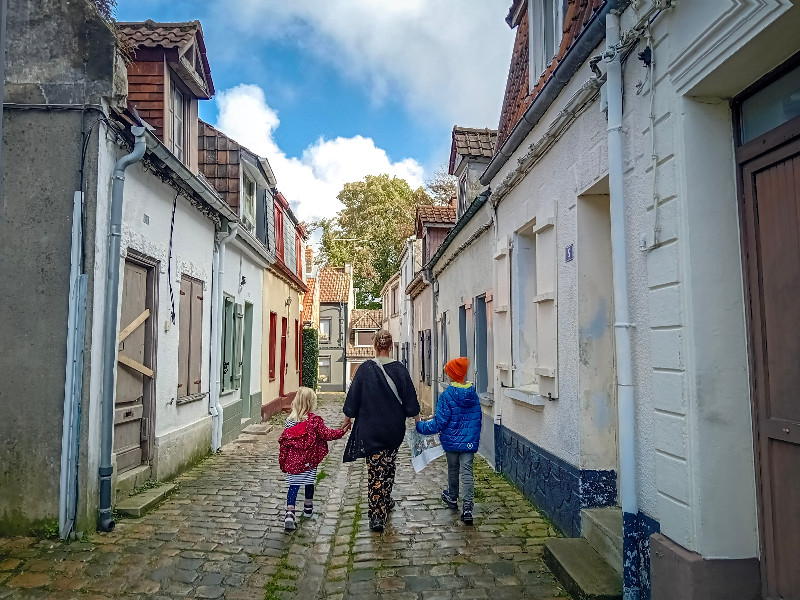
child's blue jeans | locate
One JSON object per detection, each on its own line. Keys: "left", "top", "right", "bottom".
{"left": 445, "top": 451, "right": 475, "bottom": 509}
{"left": 286, "top": 484, "right": 314, "bottom": 507}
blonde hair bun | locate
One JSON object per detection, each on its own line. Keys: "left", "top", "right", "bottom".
{"left": 373, "top": 329, "right": 393, "bottom": 352}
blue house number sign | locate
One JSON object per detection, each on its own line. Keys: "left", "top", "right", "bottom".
{"left": 565, "top": 244, "right": 574, "bottom": 262}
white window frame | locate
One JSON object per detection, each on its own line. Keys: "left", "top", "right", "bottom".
{"left": 318, "top": 356, "right": 332, "bottom": 384}
{"left": 355, "top": 330, "right": 374, "bottom": 348}
{"left": 169, "top": 78, "right": 186, "bottom": 162}
{"left": 319, "top": 317, "right": 332, "bottom": 343}
{"left": 528, "top": 0, "right": 566, "bottom": 92}
{"left": 241, "top": 172, "right": 256, "bottom": 234}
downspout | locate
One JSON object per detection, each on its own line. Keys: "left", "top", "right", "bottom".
{"left": 428, "top": 269, "right": 439, "bottom": 407}
{"left": 605, "top": 12, "right": 640, "bottom": 599}
{"left": 210, "top": 223, "right": 238, "bottom": 453}
{"left": 98, "top": 126, "right": 147, "bottom": 532}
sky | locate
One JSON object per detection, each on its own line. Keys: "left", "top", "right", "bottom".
{"left": 115, "top": 0, "right": 514, "bottom": 224}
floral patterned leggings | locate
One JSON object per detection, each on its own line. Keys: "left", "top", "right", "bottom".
{"left": 366, "top": 447, "right": 399, "bottom": 521}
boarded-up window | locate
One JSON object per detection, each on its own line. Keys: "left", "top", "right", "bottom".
{"left": 178, "top": 275, "right": 203, "bottom": 397}
{"left": 269, "top": 311, "right": 278, "bottom": 380}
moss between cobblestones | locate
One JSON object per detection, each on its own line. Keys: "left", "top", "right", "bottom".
{"left": 263, "top": 556, "right": 299, "bottom": 600}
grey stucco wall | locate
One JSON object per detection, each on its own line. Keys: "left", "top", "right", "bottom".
{"left": 0, "top": 110, "right": 100, "bottom": 533}
{"left": 318, "top": 303, "right": 347, "bottom": 392}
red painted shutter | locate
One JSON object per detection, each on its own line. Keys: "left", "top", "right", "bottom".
{"left": 269, "top": 311, "right": 277, "bottom": 380}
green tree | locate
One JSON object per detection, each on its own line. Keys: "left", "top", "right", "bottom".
{"left": 313, "top": 174, "right": 433, "bottom": 308}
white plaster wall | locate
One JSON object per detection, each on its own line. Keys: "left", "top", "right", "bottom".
{"left": 121, "top": 161, "right": 215, "bottom": 439}
{"left": 220, "top": 241, "right": 265, "bottom": 412}
{"left": 481, "top": 0, "right": 798, "bottom": 558}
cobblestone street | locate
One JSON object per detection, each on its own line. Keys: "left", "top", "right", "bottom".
{"left": 0, "top": 396, "right": 567, "bottom": 599}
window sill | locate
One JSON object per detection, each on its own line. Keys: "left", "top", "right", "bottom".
{"left": 479, "top": 393, "right": 494, "bottom": 408}
{"left": 220, "top": 389, "right": 237, "bottom": 397}
{"left": 177, "top": 392, "right": 207, "bottom": 406}
{"left": 504, "top": 385, "right": 545, "bottom": 408}
{"left": 269, "top": 377, "right": 276, "bottom": 382}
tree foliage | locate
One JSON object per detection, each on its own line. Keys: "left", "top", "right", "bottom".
{"left": 426, "top": 166, "right": 458, "bottom": 206}
{"left": 313, "top": 174, "right": 433, "bottom": 308}
{"left": 302, "top": 328, "right": 319, "bottom": 390}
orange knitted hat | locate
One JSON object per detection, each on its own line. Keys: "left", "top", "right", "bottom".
{"left": 445, "top": 357, "right": 469, "bottom": 383}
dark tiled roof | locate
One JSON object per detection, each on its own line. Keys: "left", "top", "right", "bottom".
{"left": 302, "top": 277, "right": 316, "bottom": 323}
{"left": 350, "top": 309, "right": 382, "bottom": 330}
{"left": 197, "top": 120, "right": 241, "bottom": 210}
{"left": 117, "top": 20, "right": 198, "bottom": 50}
{"left": 417, "top": 205, "right": 456, "bottom": 225}
{"left": 318, "top": 267, "right": 352, "bottom": 304}
{"left": 117, "top": 20, "right": 214, "bottom": 97}
{"left": 449, "top": 127, "right": 498, "bottom": 174}
{"left": 496, "top": 0, "right": 603, "bottom": 151}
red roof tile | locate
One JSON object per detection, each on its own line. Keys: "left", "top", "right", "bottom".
{"left": 350, "top": 309, "right": 382, "bottom": 330}
{"left": 417, "top": 205, "right": 457, "bottom": 225}
{"left": 449, "top": 127, "right": 498, "bottom": 174}
{"left": 302, "top": 277, "right": 316, "bottom": 323}
{"left": 318, "top": 267, "right": 352, "bottom": 304}
{"left": 496, "top": 0, "right": 603, "bottom": 151}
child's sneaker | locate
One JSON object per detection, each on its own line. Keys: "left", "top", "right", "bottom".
{"left": 284, "top": 510, "right": 297, "bottom": 530}
{"left": 461, "top": 509, "right": 473, "bottom": 525}
{"left": 441, "top": 490, "right": 458, "bottom": 510}
{"left": 303, "top": 501, "right": 313, "bottom": 517}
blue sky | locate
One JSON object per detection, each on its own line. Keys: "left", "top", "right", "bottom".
{"left": 115, "top": 0, "right": 513, "bottom": 222}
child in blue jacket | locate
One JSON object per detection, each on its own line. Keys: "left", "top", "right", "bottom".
{"left": 416, "top": 357, "right": 482, "bottom": 524}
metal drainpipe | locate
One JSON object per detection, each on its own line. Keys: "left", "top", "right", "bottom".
{"left": 210, "top": 223, "right": 238, "bottom": 453}
{"left": 98, "top": 127, "right": 147, "bottom": 532}
{"left": 605, "top": 12, "right": 640, "bottom": 599}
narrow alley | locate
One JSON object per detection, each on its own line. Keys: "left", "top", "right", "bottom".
{"left": 0, "top": 396, "right": 567, "bottom": 600}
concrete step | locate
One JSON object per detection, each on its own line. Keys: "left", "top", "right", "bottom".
{"left": 242, "top": 423, "right": 274, "bottom": 436}
{"left": 115, "top": 483, "right": 177, "bottom": 518}
{"left": 543, "top": 538, "right": 622, "bottom": 600}
{"left": 581, "top": 507, "right": 623, "bottom": 575}
{"left": 114, "top": 464, "right": 151, "bottom": 502}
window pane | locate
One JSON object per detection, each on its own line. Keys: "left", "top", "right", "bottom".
{"left": 741, "top": 64, "right": 800, "bottom": 143}
{"left": 544, "top": 0, "right": 555, "bottom": 61}
{"left": 356, "top": 331, "right": 373, "bottom": 346}
{"left": 320, "top": 318, "right": 331, "bottom": 342}
{"left": 318, "top": 357, "right": 331, "bottom": 383}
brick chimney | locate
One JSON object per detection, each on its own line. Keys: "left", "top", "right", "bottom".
{"left": 305, "top": 246, "right": 313, "bottom": 275}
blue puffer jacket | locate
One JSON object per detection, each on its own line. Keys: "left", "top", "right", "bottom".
{"left": 416, "top": 382, "right": 482, "bottom": 452}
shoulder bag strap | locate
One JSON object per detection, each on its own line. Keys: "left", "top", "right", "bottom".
{"left": 372, "top": 358, "right": 402, "bottom": 404}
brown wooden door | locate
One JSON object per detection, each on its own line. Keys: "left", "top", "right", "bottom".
{"left": 115, "top": 261, "right": 153, "bottom": 473}
{"left": 279, "top": 317, "right": 288, "bottom": 396}
{"left": 740, "top": 136, "right": 800, "bottom": 599}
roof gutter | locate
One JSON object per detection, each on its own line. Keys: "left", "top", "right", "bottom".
{"left": 426, "top": 190, "right": 490, "bottom": 272}
{"left": 480, "top": 0, "right": 631, "bottom": 186}
{"left": 142, "top": 128, "right": 238, "bottom": 222}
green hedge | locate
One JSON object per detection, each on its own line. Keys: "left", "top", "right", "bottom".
{"left": 302, "top": 327, "right": 319, "bottom": 390}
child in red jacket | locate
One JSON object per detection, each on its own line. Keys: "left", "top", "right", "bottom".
{"left": 278, "top": 387, "right": 350, "bottom": 530}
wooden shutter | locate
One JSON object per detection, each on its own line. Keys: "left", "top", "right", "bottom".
{"left": 295, "top": 234, "right": 302, "bottom": 276}
{"left": 274, "top": 206, "right": 284, "bottom": 261}
{"left": 426, "top": 329, "right": 432, "bottom": 385}
{"left": 269, "top": 311, "right": 277, "bottom": 380}
{"left": 178, "top": 277, "right": 191, "bottom": 395}
{"left": 232, "top": 303, "right": 243, "bottom": 389}
{"left": 419, "top": 331, "right": 425, "bottom": 379}
{"left": 222, "top": 299, "right": 234, "bottom": 391}
{"left": 188, "top": 280, "right": 203, "bottom": 395}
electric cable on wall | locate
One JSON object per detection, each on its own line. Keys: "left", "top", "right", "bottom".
{"left": 168, "top": 190, "right": 179, "bottom": 324}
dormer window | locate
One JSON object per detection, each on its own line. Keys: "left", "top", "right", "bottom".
{"left": 169, "top": 79, "right": 187, "bottom": 162}
{"left": 242, "top": 173, "right": 256, "bottom": 233}
{"left": 528, "top": 0, "right": 566, "bottom": 90}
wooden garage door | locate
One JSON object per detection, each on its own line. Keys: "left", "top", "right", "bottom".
{"left": 741, "top": 137, "right": 800, "bottom": 599}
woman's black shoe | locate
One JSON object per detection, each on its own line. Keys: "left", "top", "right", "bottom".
{"left": 388, "top": 498, "right": 396, "bottom": 511}
{"left": 369, "top": 517, "right": 385, "bottom": 532}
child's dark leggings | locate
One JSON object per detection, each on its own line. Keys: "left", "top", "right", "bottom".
{"left": 286, "top": 484, "right": 314, "bottom": 507}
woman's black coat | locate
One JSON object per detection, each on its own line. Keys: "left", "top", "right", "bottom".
{"left": 342, "top": 359, "right": 420, "bottom": 462}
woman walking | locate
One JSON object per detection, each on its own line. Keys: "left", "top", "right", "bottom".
{"left": 342, "top": 330, "right": 420, "bottom": 532}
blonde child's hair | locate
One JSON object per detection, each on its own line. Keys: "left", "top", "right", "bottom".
{"left": 289, "top": 387, "right": 317, "bottom": 422}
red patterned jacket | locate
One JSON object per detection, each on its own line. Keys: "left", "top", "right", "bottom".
{"left": 278, "top": 413, "right": 345, "bottom": 474}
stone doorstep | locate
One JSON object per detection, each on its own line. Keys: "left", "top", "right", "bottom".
{"left": 115, "top": 484, "right": 178, "bottom": 518}
{"left": 242, "top": 424, "right": 274, "bottom": 436}
{"left": 542, "top": 538, "right": 622, "bottom": 600}
{"left": 581, "top": 507, "right": 623, "bottom": 575}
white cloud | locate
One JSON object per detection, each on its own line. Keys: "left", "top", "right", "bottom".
{"left": 210, "top": 0, "right": 513, "bottom": 129}
{"left": 215, "top": 84, "right": 425, "bottom": 223}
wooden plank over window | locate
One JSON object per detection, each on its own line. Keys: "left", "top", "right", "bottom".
{"left": 178, "top": 277, "right": 192, "bottom": 395}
